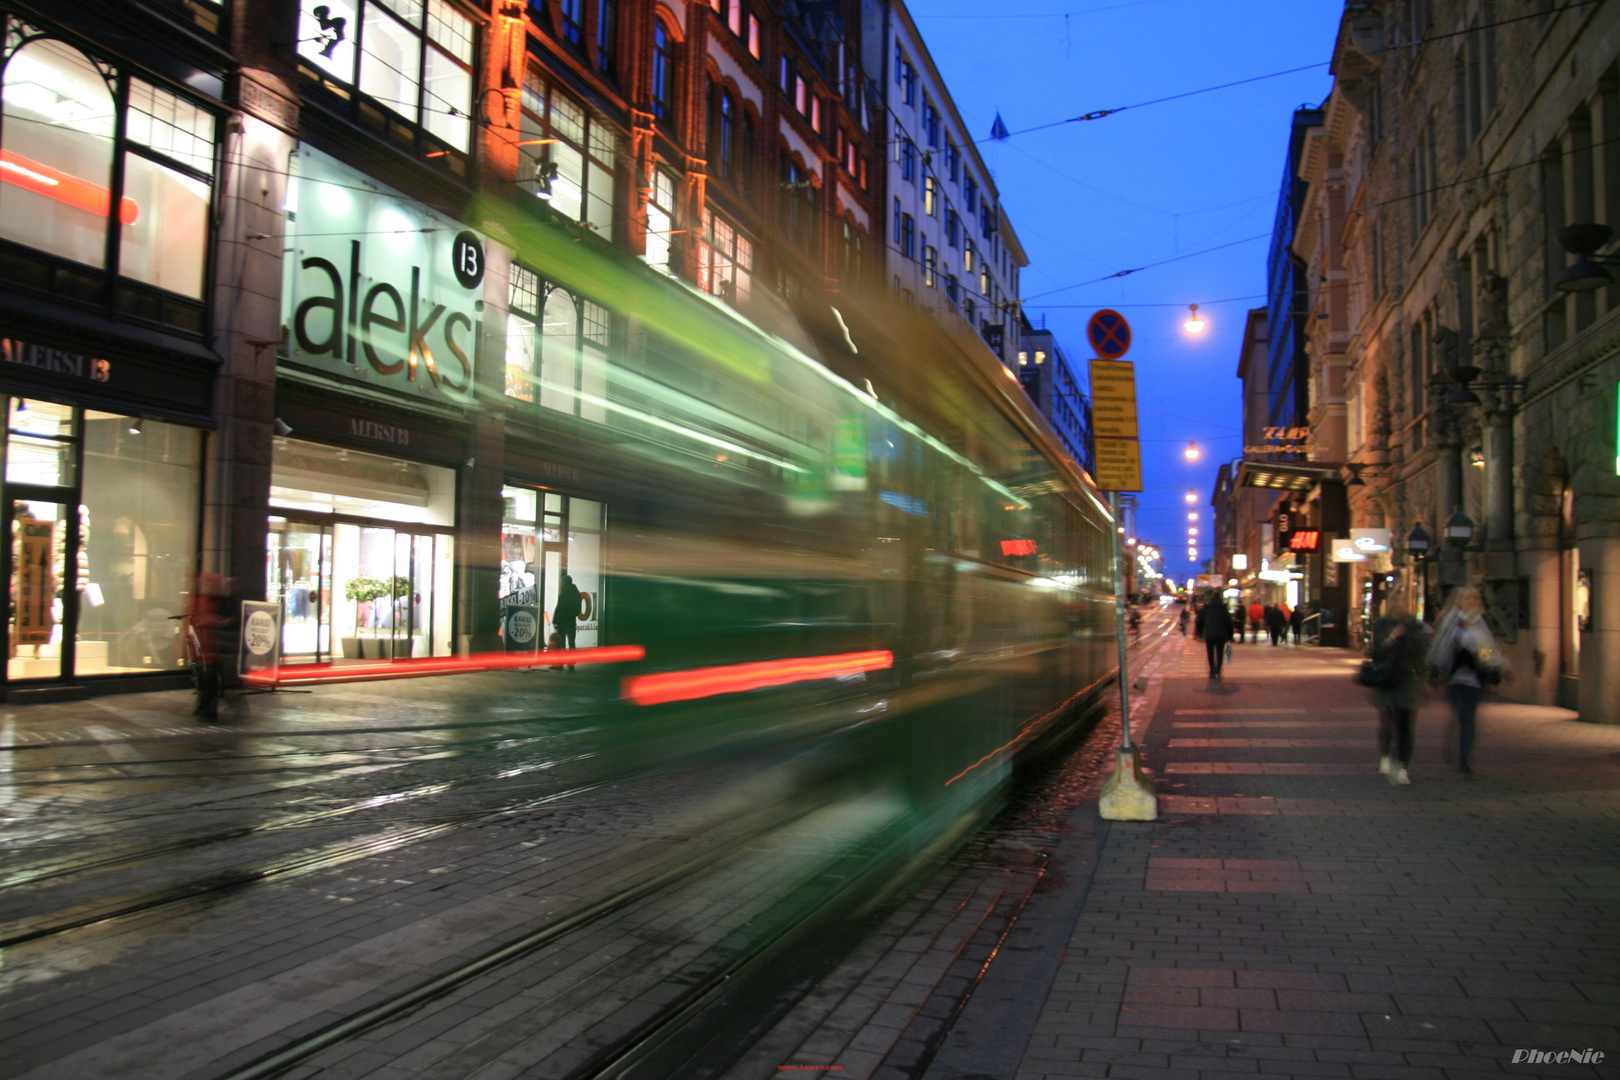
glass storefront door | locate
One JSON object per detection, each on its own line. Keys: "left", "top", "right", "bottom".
{"left": 268, "top": 516, "right": 453, "bottom": 664}
{"left": 501, "top": 485, "right": 605, "bottom": 652}
{"left": 8, "top": 495, "right": 74, "bottom": 680}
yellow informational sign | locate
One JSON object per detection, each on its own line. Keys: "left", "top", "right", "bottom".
{"left": 1089, "top": 359, "right": 1140, "bottom": 438}
{"left": 1093, "top": 436, "right": 1143, "bottom": 492}
{"left": 16, "top": 516, "right": 54, "bottom": 645}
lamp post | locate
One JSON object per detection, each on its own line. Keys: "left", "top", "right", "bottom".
{"left": 1406, "top": 521, "right": 1432, "bottom": 623}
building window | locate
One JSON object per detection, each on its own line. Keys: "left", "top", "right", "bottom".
{"left": 964, "top": 174, "right": 977, "bottom": 213}
{"left": 923, "top": 244, "right": 936, "bottom": 287}
{"left": 596, "top": 0, "right": 615, "bottom": 72}
{"left": 560, "top": 0, "right": 584, "bottom": 45}
{"left": 779, "top": 155, "right": 816, "bottom": 253}
{"left": 521, "top": 71, "right": 619, "bottom": 236}
{"left": 842, "top": 218, "right": 864, "bottom": 285}
{"left": 725, "top": 0, "right": 742, "bottom": 38}
{"left": 899, "top": 212, "right": 915, "bottom": 260}
{"left": 945, "top": 139, "right": 959, "bottom": 181}
{"left": 0, "top": 29, "right": 218, "bottom": 312}
{"left": 945, "top": 273, "right": 959, "bottom": 305}
{"left": 901, "top": 138, "right": 916, "bottom": 182}
{"left": 945, "top": 207, "right": 959, "bottom": 247}
{"left": 922, "top": 97, "right": 939, "bottom": 147}
{"left": 901, "top": 59, "right": 916, "bottom": 106}
{"left": 298, "top": 0, "right": 474, "bottom": 153}
{"left": 779, "top": 54, "right": 791, "bottom": 93}
{"left": 506, "top": 265, "right": 610, "bottom": 422}
{"left": 924, "top": 175, "right": 937, "bottom": 216}
{"left": 747, "top": 14, "right": 761, "bottom": 58}
{"left": 644, "top": 167, "right": 679, "bottom": 275}
{"left": 794, "top": 71, "right": 807, "bottom": 115}
{"left": 698, "top": 208, "right": 753, "bottom": 305}
{"left": 964, "top": 243, "right": 974, "bottom": 274}
{"left": 892, "top": 198, "right": 902, "bottom": 244}
{"left": 651, "top": 21, "right": 674, "bottom": 122}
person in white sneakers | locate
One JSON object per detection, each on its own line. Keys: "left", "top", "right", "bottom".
{"left": 1368, "top": 600, "right": 1426, "bottom": 784}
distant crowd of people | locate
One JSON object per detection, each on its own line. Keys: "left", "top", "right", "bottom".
{"left": 1179, "top": 594, "right": 1309, "bottom": 682}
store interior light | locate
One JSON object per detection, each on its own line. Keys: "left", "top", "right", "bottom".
{"left": 127, "top": 417, "right": 142, "bottom": 436}
{"left": 1183, "top": 304, "right": 1206, "bottom": 334}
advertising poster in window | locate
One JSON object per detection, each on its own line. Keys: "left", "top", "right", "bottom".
{"left": 16, "top": 516, "right": 55, "bottom": 645}
{"left": 281, "top": 146, "right": 491, "bottom": 404}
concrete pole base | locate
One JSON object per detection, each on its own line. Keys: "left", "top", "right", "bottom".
{"left": 1099, "top": 747, "right": 1159, "bottom": 821}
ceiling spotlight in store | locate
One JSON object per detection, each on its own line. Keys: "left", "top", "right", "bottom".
{"left": 127, "top": 417, "right": 143, "bottom": 436}
{"left": 1183, "top": 304, "right": 1206, "bottom": 334}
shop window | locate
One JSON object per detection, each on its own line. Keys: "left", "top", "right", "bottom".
{"left": 505, "top": 263, "right": 540, "bottom": 402}
{"left": 0, "top": 29, "right": 217, "bottom": 310}
{"left": 697, "top": 208, "right": 753, "bottom": 306}
{"left": 643, "top": 166, "right": 679, "bottom": 274}
{"left": 297, "top": 0, "right": 474, "bottom": 153}
{"left": 501, "top": 486, "right": 605, "bottom": 651}
{"left": 4, "top": 399, "right": 201, "bottom": 682}
{"left": 521, "top": 71, "right": 618, "bottom": 236}
{"left": 268, "top": 439, "right": 454, "bottom": 663}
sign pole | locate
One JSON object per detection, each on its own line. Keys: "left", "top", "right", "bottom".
{"left": 1110, "top": 490, "right": 1133, "bottom": 753}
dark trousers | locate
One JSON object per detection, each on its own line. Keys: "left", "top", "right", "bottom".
{"left": 1205, "top": 638, "right": 1225, "bottom": 678}
{"left": 1269, "top": 625, "right": 1282, "bottom": 645}
{"left": 1448, "top": 683, "right": 1481, "bottom": 766}
{"left": 1378, "top": 706, "right": 1413, "bottom": 766}
{"left": 1292, "top": 623, "right": 1301, "bottom": 644}
{"left": 556, "top": 623, "right": 577, "bottom": 649}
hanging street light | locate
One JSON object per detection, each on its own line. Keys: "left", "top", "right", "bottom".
{"left": 1183, "top": 304, "right": 1206, "bottom": 334}
{"left": 1184, "top": 440, "right": 1200, "bottom": 461}
{"left": 1184, "top": 488, "right": 1198, "bottom": 503}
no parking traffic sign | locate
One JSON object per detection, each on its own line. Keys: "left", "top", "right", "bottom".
{"left": 1087, "top": 309, "right": 1132, "bottom": 360}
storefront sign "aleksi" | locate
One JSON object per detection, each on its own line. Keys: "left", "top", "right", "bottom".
{"left": 0, "top": 337, "right": 112, "bottom": 382}
{"left": 284, "top": 146, "right": 486, "bottom": 403}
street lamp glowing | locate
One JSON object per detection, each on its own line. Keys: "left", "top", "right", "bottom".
{"left": 1184, "top": 488, "right": 1197, "bottom": 503}
{"left": 1183, "top": 304, "right": 1206, "bottom": 334}
{"left": 1184, "top": 440, "right": 1200, "bottom": 461}
{"left": 1188, "top": 527, "right": 1198, "bottom": 536}
{"left": 1188, "top": 512, "right": 1198, "bottom": 521}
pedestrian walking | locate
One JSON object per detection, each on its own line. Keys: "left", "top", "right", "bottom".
{"left": 1265, "top": 604, "right": 1285, "bottom": 645}
{"left": 1178, "top": 606, "right": 1189, "bottom": 635}
{"left": 1195, "top": 595, "right": 1234, "bottom": 682}
{"left": 1366, "top": 601, "right": 1426, "bottom": 785}
{"left": 552, "top": 573, "right": 582, "bottom": 670}
{"left": 1247, "top": 600, "right": 1264, "bottom": 643}
{"left": 1290, "top": 604, "right": 1304, "bottom": 645}
{"left": 1429, "top": 586, "right": 1503, "bottom": 774}
{"left": 1233, "top": 602, "right": 1247, "bottom": 645}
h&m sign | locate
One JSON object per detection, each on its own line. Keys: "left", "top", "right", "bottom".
{"left": 283, "top": 146, "right": 487, "bottom": 403}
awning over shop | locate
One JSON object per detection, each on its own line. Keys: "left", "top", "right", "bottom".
{"left": 1235, "top": 459, "right": 1340, "bottom": 491}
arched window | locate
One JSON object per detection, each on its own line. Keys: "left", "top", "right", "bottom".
{"left": 0, "top": 38, "right": 116, "bottom": 269}
{"left": 651, "top": 22, "right": 674, "bottom": 122}
{"left": 718, "top": 92, "right": 734, "bottom": 178}
{"left": 596, "top": 0, "right": 616, "bottom": 72}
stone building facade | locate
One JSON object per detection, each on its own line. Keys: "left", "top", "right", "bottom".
{"left": 1297, "top": 0, "right": 1620, "bottom": 722}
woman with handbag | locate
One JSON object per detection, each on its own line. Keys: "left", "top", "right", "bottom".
{"left": 1428, "top": 586, "right": 1502, "bottom": 775}
{"left": 1365, "top": 601, "right": 1426, "bottom": 784}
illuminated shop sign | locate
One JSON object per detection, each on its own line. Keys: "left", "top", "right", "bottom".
{"left": 1000, "top": 538, "right": 1037, "bottom": 556}
{"left": 1287, "top": 529, "right": 1320, "bottom": 552}
{"left": 1331, "top": 539, "right": 1367, "bottom": 563}
{"left": 1350, "top": 527, "right": 1391, "bottom": 553}
{"left": 282, "top": 146, "right": 487, "bottom": 403}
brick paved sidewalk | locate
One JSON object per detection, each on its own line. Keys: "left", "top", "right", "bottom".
{"left": 745, "top": 633, "right": 1620, "bottom": 1080}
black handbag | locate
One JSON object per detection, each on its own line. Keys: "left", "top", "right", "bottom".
{"left": 1356, "top": 658, "right": 1395, "bottom": 688}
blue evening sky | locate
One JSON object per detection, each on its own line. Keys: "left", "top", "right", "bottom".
{"left": 913, "top": 0, "right": 1343, "bottom": 576}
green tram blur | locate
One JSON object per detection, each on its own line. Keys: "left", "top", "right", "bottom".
{"left": 480, "top": 196, "right": 1118, "bottom": 850}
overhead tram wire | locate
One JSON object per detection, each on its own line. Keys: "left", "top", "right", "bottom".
{"left": 970, "top": 0, "right": 1601, "bottom": 145}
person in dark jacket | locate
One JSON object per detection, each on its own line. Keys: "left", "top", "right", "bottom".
{"left": 1266, "top": 604, "right": 1286, "bottom": 645}
{"left": 1290, "top": 604, "right": 1305, "bottom": 644}
{"left": 1368, "top": 602, "right": 1427, "bottom": 784}
{"left": 1233, "top": 602, "right": 1247, "bottom": 645}
{"left": 1195, "top": 596, "right": 1234, "bottom": 681}
{"left": 552, "top": 573, "right": 582, "bottom": 669}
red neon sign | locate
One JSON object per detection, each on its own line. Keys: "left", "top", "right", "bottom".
{"left": 622, "top": 649, "right": 894, "bottom": 706}
{"left": 1288, "top": 529, "right": 1321, "bottom": 552}
{"left": 0, "top": 149, "right": 139, "bottom": 225}
{"left": 1000, "top": 539, "right": 1037, "bottom": 557}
